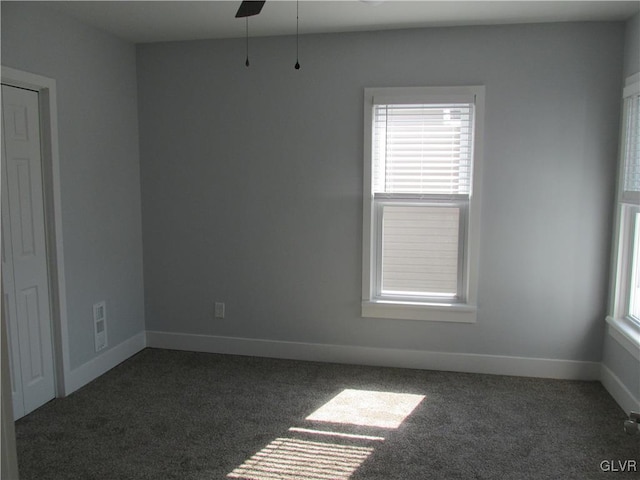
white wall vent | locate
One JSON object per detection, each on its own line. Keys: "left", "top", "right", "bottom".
{"left": 93, "top": 301, "right": 107, "bottom": 352}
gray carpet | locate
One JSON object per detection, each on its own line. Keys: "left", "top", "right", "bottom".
{"left": 14, "top": 348, "right": 640, "bottom": 480}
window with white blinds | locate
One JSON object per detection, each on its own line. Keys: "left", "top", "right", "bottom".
{"left": 622, "top": 91, "right": 640, "bottom": 203}
{"left": 363, "top": 86, "right": 484, "bottom": 322}
{"left": 609, "top": 73, "right": 640, "bottom": 333}
{"left": 624, "top": 86, "right": 640, "bottom": 321}
{"left": 373, "top": 101, "right": 473, "bottom": 300}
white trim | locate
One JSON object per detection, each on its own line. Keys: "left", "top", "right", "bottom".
{"left": 65, "top": 331, "right": 146, "bottom": 395}
{"left": 610, "top": 204, "right": 639, "bottom": 318}
{"left": 362, "top": 89, "right": 375, "bottom": 301}
{"left": 606, "top": 316, "right": 640, "bottom": 361}
{"left": 1, "top": 66, "right": 71, "bottom": 397}
{"left": 146, "top": 331, "right": 600, "bottom": 380}
{"left": 373, "top": 92, "right": 475, "bottom": 105}
{"left": 362, "top": 300, "right": 476, "bottom": 323}
{"left": 601, "top": 364, "right": 640, "bottom": 414}
{"left": 0, "top": 290, "right": 18, "bottom": 479}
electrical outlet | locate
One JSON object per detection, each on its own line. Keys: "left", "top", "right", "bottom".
{"left": 214, "top": 302, "right": 225, "bottom": 319}
{"left": 93, "top": 301, "right": 107, "bottom": 352}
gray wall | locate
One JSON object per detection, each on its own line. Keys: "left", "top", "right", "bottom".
{"left": 138, "top": 21, "right": 623, "bottom": 362}
{"left": 623, "top": 12, "right": 639, "bottom": 77}
{"left": 1, "top": 2, "right": 145, "bottom": 369}
{"left": 602, "top": 11, "right": 640, "bottom": 407}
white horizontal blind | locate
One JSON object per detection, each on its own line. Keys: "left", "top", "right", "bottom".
{"left": 372, "top": 100, "right": 474, "bottom": 300}
{"left": 623, "top": 93, "right": 640, "bottom": 202}
{"left": 373, "top": 104, "right": 473, "bottom": 195}
{"left": 381, "top": 205, "right": 459, "bottom": 296}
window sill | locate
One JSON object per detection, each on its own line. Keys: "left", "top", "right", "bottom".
{"left": 606, "top": 316, "right": 640, "bottom": 361}
{"left": 362, "top": 300, "right": 477, "bottom": 323}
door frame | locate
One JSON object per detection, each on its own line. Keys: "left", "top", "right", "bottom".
{"left": 1, "top": 66, "right": 70, "bottom": 398}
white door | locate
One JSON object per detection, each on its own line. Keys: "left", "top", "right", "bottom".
{"left": 1, "top": 84, "right": 55, "bottom": 420}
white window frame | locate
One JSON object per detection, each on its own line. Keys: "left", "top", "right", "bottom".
{"left": 362, "top": 86, "right": 485, "bottom": 323}
{"left": 608, "top": 73, "right": 640, "bottom": 359}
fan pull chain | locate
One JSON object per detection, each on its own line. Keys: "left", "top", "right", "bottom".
{"left": 245, "top": 17, "right": 250, "bottom": 67}
{"left": 294, "top": 0, "right": 300, "bottom": 70}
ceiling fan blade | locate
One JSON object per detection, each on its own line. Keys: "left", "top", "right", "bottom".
{"left": 235, "top": 1, "right": 266, "bottom": 18}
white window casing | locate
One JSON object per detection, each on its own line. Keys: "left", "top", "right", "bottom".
{"left": 362, "top": 86, "right": 485, "bottom": 322}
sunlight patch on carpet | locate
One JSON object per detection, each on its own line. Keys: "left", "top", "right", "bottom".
{"left": 227, "top": 437, "right": 374, "bottom": 480}
{"left": 305, "top": 389, "right": 425, "bottom": 429}
{"left": 227, "top": 389, "right": 424, "bottom": 479}
{"left": 288, "top": 427, "right": 385, "bottom": 441}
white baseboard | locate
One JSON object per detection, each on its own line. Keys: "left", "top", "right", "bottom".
{"left": 601, "top": 364, "right": 640, "bottom": 414}
{"left": 59, "top": 330, "right": 638, "bottom": 412}
{"left": 146, "top": 331, "right": 601, "bottom": 380}
{"left": 64, "top": 331, "right": 146, "bottom": 395}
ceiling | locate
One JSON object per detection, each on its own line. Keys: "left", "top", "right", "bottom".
{"left": 43, "top": 1, "right": 640, "bottom": 44}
